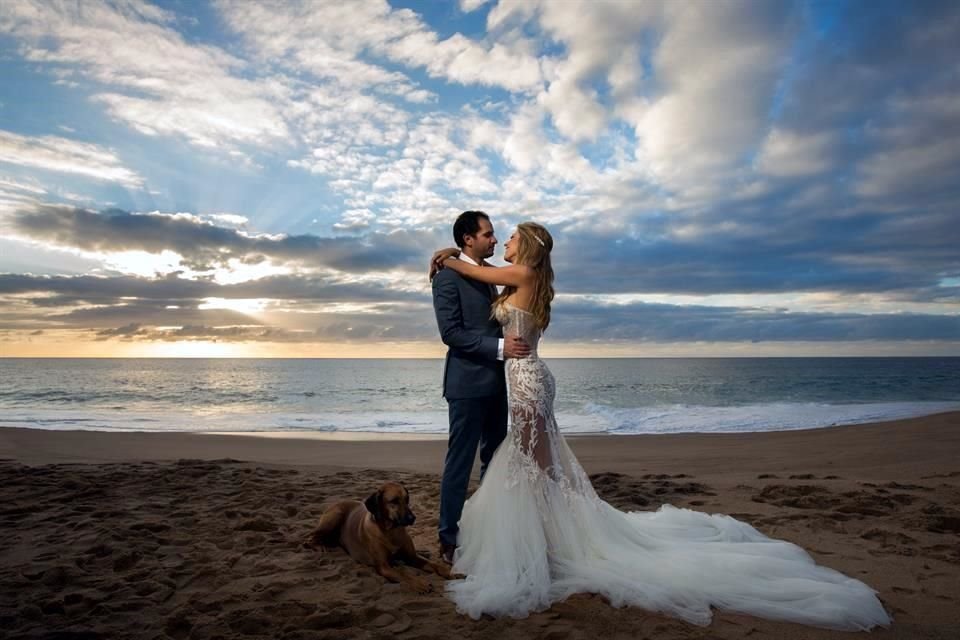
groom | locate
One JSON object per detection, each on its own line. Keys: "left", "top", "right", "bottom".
{"left": 431, "top": 210, "right": 529, "bottom": 565}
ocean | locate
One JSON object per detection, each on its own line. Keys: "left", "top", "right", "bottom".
{"left": 1, "top": 358, "right": 958, "bottom": 436}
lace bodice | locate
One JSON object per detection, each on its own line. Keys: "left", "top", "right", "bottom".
{"left": 494, "top": 303, "right": 541, "bottom": 357}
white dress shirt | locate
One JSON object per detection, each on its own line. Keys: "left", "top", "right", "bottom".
{"left": 458, "top": 252, "right": 504, "bottom": 361}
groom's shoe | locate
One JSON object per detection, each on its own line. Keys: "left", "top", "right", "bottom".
{"left": 439, "top": 542, "right": 456, "bottom": 565}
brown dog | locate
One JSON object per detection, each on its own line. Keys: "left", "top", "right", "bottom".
{"left": 308, "top": 482, "right": 451, "bottom": 593}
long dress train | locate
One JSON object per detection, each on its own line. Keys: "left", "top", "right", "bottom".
{"left": 445, "top": 304, "right": 891, "bottom": 630}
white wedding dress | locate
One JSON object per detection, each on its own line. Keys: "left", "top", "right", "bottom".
{"left": 445, "top": 303, "right": 891, "bottom": 630}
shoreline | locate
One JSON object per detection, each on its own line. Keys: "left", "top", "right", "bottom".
{"left": 4, "top": 400, "right": 958, "bottom": 442}
{"left": 2, "top": 411, "right": 959, "bottom": 479}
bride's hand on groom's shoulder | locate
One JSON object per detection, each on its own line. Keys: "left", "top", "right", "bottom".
{"left": 428, "top": 248, "right": 460, "bottom": 281}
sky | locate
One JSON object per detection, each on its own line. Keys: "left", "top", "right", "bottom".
{"left": 0, "top": 0, "right": 958, "bottom": 358}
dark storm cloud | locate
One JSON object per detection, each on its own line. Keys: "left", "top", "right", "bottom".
{"left": 51, "top": 303, "right": 255, "bottom": 329}
{"left": 0, "top": 271, "right": 434, "bottom": 334}
{"left": 547, "top": 299, "right": 960, "bottom": 343}
{"left": 84, "top": 305, "right": 440, "bottom": 344}
{"left": 770, "top": 1, "right": 960, "bottom": 204}
{"left": 8, "top": 205, "right": 443, "bottom": 273}
{"left": 7, "top": 193, "right": 959, "bottom": 305}
{"left": 75, "top": 298, "right": 960, "bottom": 345}
{"left": 549, "top": 195, "right": 960, "bottom": 299}
{"left": 0, "top": 262, "right": 960, "bottom": 342}
{"left": 0, "top": 272, "right": 429, "bottom": 306}
{"left": 777, "top": 1, "right": 960, "bottom": 133}
{"left": 94, "top": 323, "right": 148, "bottom": 339}
{"left": 94, "top": 324, "right": 317, "bottom": 343}
{"left": 87, "top": 317, "right": 439, "bottom": 344}
{"left": 0, "top": 271, "right": 439, "bottom": 340}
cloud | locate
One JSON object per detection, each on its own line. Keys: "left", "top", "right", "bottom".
{"left": 0, "top": 177, "right": 47, "bottom": 196}
{"left": 547, "top": 298, "right": 960, "bottom": 343}
{"left": 0, "top": 0, "right": 290, "bottom": 154}
{"left": 6, "top": 204, "right": 440, "bottom": 273}
{"left": 218, "top": 0, "right": 542, "bottom": 94}
{"left": 3, "top": 270, "right": 956, "bottom": 345}
{"left": 855, "top": 90, "right": 960, "bottom": 201}
{"left": 755, "top": 128, "right": 835, "bottom": 177}
{"left": 0, "top": 130, "right": 144, "bottom": 187}
{"left": 460, "top": 0, "right": 490, "bottom": 12}
{"left": 93, "top": 323, "right": 317, "bottom": 343}
{"left": 0, "top": 267, "right": 443, "bottom": 343}
{"left": 216, "top": 0, "right": 435, "bottom": 100}
{"left": 0, "top": 272, "right": 427, "bottom": 306}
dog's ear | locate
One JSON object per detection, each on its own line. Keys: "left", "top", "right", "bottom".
{"left": 364, "top": 490, "right": 383, "bottom": 522}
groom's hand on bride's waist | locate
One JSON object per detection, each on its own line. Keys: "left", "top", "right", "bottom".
{"left": 504, "top": 335, "right": 530, "bottom": 359}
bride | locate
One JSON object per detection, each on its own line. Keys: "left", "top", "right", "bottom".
{"left": 429, "top": 222, "right": 891, "bottom": 630}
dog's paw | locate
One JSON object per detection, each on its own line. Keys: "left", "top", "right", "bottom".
{"left": 409, "top": 577, "right": 433, "bottom": 594}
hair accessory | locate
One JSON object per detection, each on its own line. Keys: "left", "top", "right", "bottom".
{"left": 533, "top": 234, "right": 545, "bottom": 247}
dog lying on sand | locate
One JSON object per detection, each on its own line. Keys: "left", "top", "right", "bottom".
{"left": 308, "top": 481, "right": 452, "bottom": 593}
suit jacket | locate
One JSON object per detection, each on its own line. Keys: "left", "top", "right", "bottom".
{"left": 432, "top": 267, "right": 505, "bottom": 399}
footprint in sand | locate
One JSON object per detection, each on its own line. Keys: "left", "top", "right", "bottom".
{"left": 165, "top": 612, "right": 193, "bottom": 639}
{"left": 303, "top": 608, "right": 355, "bottom": 630}
{"left": 224, "top": 608, "right": 274, "bottom": 636}
{"left": 236, "top": 517, "right": 278, "bottom": 532}
{"left": 112, "top": 552, "right": 141, "bottom": 573}
{"left": 401, "top": 599, "right": 442, "bottom": 612}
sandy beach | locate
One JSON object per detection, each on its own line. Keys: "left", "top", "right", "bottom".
{"left": 2, "top": 412, "right": 959, "bottom": 639}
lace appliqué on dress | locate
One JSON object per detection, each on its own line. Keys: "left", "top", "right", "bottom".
{"left": 496, "top": 304, "right": 595, "bottom": 500}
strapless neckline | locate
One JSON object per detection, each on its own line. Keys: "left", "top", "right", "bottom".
{"left": 503, "top": 302, "right": 533, "bottom": 315}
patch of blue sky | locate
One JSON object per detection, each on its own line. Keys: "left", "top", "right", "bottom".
{"left": 152, "top": 0, "right": 229, "bottom": 49}
{"left": 814, "top": 0, "right": 907, "bottom": 59}
{"left": 0, "top": 59, "right": 153, "bottom": 211}
{"left": 476, "top": 146, "right": 509, "bottom": 175}
{"left": 765, "top": 1, "right": 852, "bottom": 127}
{"left": 767, "top": 34, "right": 809, "bottom": 123}
{"left": 157, "top": 154, "right": 345, "bottom": 235}
{"left": 636, "top": 29, "right": 659, "bottom": 99}
{"left": 0, "top": 50, "right": 103, "bottom": 138}
{"left": 578, "top": 121, "right": 637, "bottom": 171}
{"left": 19, "top": 126, "right": 336, "bottom": 237}
{"left": 389, "top": 0, "right": 493, "bottom": 40}
{"left": 805, "top": 0, "right": 848, "bottom": 39}
{"left": 353, "top": 53, "right": 520, "bottom": 114}
{"left": 0, "top": 159, "right": 133, "bottom": 212}
{"left": 1, "top": 40, "right": 348, "bottom": 231}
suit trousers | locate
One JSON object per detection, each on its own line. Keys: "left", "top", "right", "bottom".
{"left": 438, "top": 392, "right": 508, "bottom": 547}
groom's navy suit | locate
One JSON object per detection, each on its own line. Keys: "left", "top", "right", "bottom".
{"left": 432, "top": 265, "right": 508, "bottom": 548}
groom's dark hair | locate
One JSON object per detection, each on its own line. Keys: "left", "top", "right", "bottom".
{"left": 453, "top": 210, "right": 490, "bottom": 248}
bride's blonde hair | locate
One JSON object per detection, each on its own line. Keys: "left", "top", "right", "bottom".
{"left": 492, "top": 222, "right": 555, "bottom": 331}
